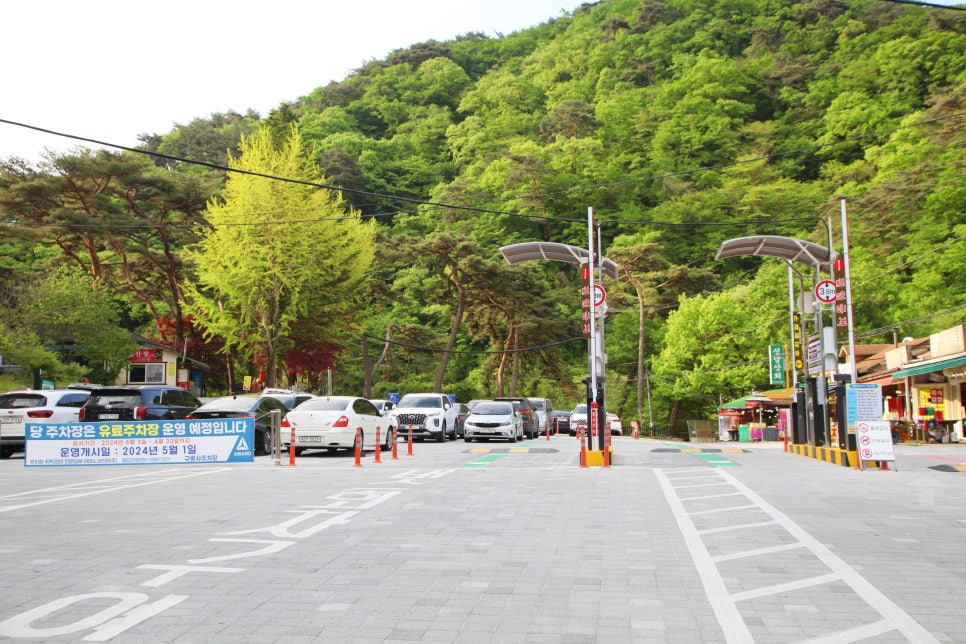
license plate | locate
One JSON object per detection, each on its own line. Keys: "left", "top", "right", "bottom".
{"left": 100, "top": 414, "right": 120, "bottom": 420}
{"left": 0, "top": 416, "right": 23, "bottom": 424}
{"left": 298, "top": 436, "right": 320, "bottom": 443}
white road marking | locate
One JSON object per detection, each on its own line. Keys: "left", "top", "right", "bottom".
{"left": 656, "top": 467, "right": 939, "bottom": 643}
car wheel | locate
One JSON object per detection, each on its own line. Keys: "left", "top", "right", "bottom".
{"left": 383, "top": 427, "right": 394, "bottom": 452}
{"left": 257, "top": 430, "right": 272, "bottom": 456}
{"left": 464, "top": 436, "right": 472, "bottom": 443}
{"left": 0, "top": 446, "right": 13, "bottom": 459}
{"left": 326, "top": 447, "right": 338, "bottom": 454}
{"left": 508, "top": 433, "right": 516, "bottom": 443}
{"left": 436, "top": 423, "right": 446, "bottom": 442}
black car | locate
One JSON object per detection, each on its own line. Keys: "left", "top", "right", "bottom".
{"left": 548, "top": 409, "right": 572, "bottom": 434}
{"left": 493, "top": 397, "right": 539, "bottom": 438}
{"left": 186, "top": 395, "right": 289, "bottom": 456}
{"left": 80, "top": 386, "right": 202, "bottom": 422}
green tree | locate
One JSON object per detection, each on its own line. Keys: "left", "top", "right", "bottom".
{"left": 184, "top": 126, "right": 375, "bottom": 387}
{"left": 1, "top": 267, "right": 135, "bottom": 384}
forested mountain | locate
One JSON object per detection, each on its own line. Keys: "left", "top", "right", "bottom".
{"left": 2, "top": 0, "right": 965, "bottom": 434}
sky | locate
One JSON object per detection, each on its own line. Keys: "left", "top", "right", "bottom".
{"left": 1, "top": 0, "right": 587, "bottom": 164}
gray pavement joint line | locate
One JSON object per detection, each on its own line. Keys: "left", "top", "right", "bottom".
{"left": 715, "top": 468, "right": 941, "bottom": 644}
{"left": 655, "top": 467, "right": 754, "bottom": 643}
{"left": 0, "top": 468, "right": 231, "bottom": 513}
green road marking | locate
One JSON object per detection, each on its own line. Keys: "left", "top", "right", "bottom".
{"left": 693, "top": 452, "right": 737, "bottom": 467}
{"left": 463, "top": 453, "right": 509, "bottom": 467}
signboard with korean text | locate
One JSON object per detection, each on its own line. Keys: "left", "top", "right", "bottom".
{"left": 23, "top": 419, "right": 255, "bottom": 467}
{"left": 131, "top": 348, "right": 164, "bottom": 363}
{"left": 833, "top": 258, "right": 850, "bottom": 339}
{"left": 845, "top": 383, "right": 895, "bottom": 468}
{"left": 855, "top": 420, "right": 895, "bottom": 465}
{"left": 768, "top": 344, "right": 785, "bottom": 385}
{"left": 792, "top": 313, "right": 804, "bottom": 373}
{"left": 580, "top": 265, "right": 592, "bottom": 339}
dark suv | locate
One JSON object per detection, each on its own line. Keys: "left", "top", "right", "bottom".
{"left": 79, "top": 386, "right": 202, "bottom": 422}
{"left": 493, "top": 397, "right": 539, "bottom": 439}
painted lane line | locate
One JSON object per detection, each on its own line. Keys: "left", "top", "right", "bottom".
{"left": 730, "top": 572, "right": 841, "bottom": 602}
{"left": 711, "top": 542, "right": 806, "bottom": 564}
{"left": 716, "top": 468, "right": 939, "bottom": 643}
{"left": 688, "top": 504, "right": 759, "bottom": 516}
{"left": 0, "top": 468, "right": 231, "bottom": 513}
{"left": 802, "top": 620, "right": 895, "bottom": 644}
{"left": 655, "top": 468, "right": 753, "bottom": 643}
{"left": 697, "top": 520, "right": 778, "bottom": 535}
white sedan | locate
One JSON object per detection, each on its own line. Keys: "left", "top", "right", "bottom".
{"left": 607, "top": 413, "right": 623, "bottom": 436}
{"left": 280, "top": 396, "right": 395, "bottom": 454}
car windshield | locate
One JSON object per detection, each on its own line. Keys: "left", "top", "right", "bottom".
{"left": 0, "top": 394, "right": 47, "bottom": 408}
{"left": 473, "top": 402, "right": 512, "bottom": 415}
{"left": 297, "top": 398, "right": 352, "bottom": 412}
{"left": 398, "top": 395, "right": 441, "bottom": 408}
{"left": 89, "top": 392, "right": 142, "bottom": 406}
{"left": 573, "top": 404, "right": 587, "bottom": 414}
{"left": 529, "top": 399, "right": 546, "bottom": 411}
{"left": 199, "top": 397, "right": 258, "bottom": 411}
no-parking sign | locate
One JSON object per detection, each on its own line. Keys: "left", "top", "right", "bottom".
{"left": 855, "top": 420, "right": 895, "bottom": 464}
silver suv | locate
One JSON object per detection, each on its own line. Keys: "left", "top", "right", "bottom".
{"left": 390, "top": 393, "right": 459, "bottom": 442}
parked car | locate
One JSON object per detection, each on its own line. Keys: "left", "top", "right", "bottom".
{"left": 262, "top": 388, "right": 315, "bottom": 410}
{"left": 527, "top": 397, "right": 553, "bottom": 435}
{"left": 186, "top": 394, "right": 290, "bottom": 456}
{"left": 455, "top": 403, "right": 469, "bottom": 438}
{"left": 463, "top": 400, "right": 524, "bottom": 443}
{"left": 548, "top": 409, "right": 572, "bottom": 434}
{"left": 369, "top": 399, "right": 396, "bottom": 414}
{"left": 281, "top": 396, "right": 394, "bottom": 454}
{"left": 493, "top": 397, "right": 538, "bottom": 438}
{"left": 0, "top": 389, "right": 92, "bottom": 458}
{"left": 569, "top": 403, "right": 588, "bottom": 436}
{"left": 607, "top": 413, "right": 623, "bottom": 436}
{"left": 389, "top": 393, "right": 458, "bottom": 442}
{"left": 79, "top": 386, "right": 202, "bottom": 422}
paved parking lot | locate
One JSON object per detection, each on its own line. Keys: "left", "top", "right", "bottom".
{"left": 0, "top": 436, "right": 964, "bottom": 642}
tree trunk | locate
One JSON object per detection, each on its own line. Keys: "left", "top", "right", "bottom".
{"left": 434, "top": 286, "right": 466, "bottom": 392}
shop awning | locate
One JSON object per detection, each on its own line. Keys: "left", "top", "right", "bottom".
{"left": 720, "top": 388, "right": 794, "bottom": 409}
{"left": 892, "top": 352, "right": 966, "bottom": 379}
{"left": 720, "top": 395, "right": 751, "bottom": 409}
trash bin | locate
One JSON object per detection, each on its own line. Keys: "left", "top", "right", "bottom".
{"left": 738, "top": 424, "right": 750, "bottom": 442}
{"left": 763, "top": 426, "right": 779, "bottom": 441}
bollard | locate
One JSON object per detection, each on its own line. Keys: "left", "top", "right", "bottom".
{"left": 289, "top": 420, "right": 297, "bottom": 466}
{"left": 391, "top": 426, "right": 399, "bottom": 460}
{"left": 555, "top": 417, "right": 560, "bottom": 435}
{"left": 407, "top": 424, "right": 414, "bottom": 456}
{"left": 603, "top": 426, "right": 612, "bottom": 468}
{"left": 546, "top": 418, "right": 550, "bottom": 441}
{"left": 354, "top": 427, "right": 363, "bottom": 467}
{"left": 579, "top": 436, "right": 587, "bottom": 468}
{"left": 375, "top": 426, "right": 382, "bottom": 463}
{"left": 631, "top": 421, "right": 639, "bottom": 440}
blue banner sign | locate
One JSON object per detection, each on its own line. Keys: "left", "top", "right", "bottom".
{"left": 24, "top": 419, "right": 255, "bottom": 467}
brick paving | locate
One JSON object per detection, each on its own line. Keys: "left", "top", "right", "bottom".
{"left": 0, "top": 436, "right": 963, "bottom": 642}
